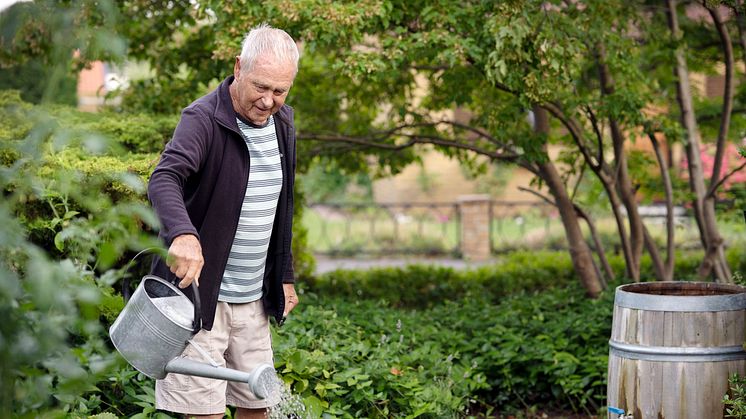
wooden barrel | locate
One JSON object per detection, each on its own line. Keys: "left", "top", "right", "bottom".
{"left": 607, "top": 282, "right": 746, "bottom": 419}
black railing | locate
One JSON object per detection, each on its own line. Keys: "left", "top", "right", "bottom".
{"left": 488, "top": 201, "right": 560, "bottom": 253}
{"left": 306, "top": 202, "right": 461, "bottom": 257}
{"left": 305, "top": 200, "right": 563, "bottom": 257}
{"left": 304, "top": 201, "right": 706, "bottom": 257}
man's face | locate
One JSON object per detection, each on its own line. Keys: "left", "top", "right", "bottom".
{"left": 231, "top": 55, "right": 295, "bottom": 125}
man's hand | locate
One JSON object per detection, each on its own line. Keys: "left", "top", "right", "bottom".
{"left": 283, "top": 283, "right": 299, "bottom": 318}
{"left": 167, "top": 234, "right": 204, "bottom": 288}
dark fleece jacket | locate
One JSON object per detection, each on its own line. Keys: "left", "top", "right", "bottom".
{"left": 147, "top": 76, "right": 296, "bottom": 330}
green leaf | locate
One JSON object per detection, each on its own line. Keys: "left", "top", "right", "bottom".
{"left": 54, "top": 231, "right": 65, "bottom": 251}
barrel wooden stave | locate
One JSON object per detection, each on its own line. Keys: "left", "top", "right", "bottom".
{"left": 607, "top": 282, "right": 746, "bottom": 419}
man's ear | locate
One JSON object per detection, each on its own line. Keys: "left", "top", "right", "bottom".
{"left": 233, "top": 56, "right": 241, "bottom": 77}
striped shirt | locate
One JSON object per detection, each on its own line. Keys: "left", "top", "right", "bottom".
{"left": 219, "top": 115, "right": 283, "bottom": 303}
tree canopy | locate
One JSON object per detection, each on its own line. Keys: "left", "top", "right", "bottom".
{"left": 4, "top": 0, "right": 746, "bottom": 291}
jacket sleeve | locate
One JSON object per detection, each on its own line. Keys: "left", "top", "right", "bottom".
{"left": 147, "top": 106, "right": 211, "bottom": 244}
{"left": 282, "top": 107, "right": 297, "bottom": 284}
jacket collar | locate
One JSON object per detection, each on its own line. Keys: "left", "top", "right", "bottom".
{"left": 214, "top": 76, "right": 292, "bottom": 131}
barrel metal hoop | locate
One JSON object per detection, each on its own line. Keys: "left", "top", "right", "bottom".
{"left": 614, "top": 289, "right": 746, "bottom": 312}
{"left": 132, "top": 300, "right": 189, "bottom": 348}
{"left": 609, "top": 340, "right": 746, "bottom": 362}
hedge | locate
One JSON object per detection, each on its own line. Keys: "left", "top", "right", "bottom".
{"left": 308, "top": 247, "right": 746, "bottom": 308}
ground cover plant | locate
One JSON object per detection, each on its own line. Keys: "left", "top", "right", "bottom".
{"left": 273, "top": 284, "right": 615, "bottom": 418}
{"left": 39, "top": 278, "right": 616, "bottom": 418}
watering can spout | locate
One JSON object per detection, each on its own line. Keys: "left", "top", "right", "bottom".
{"left": 165, "top": 358, "right": 277, "bottom": 399}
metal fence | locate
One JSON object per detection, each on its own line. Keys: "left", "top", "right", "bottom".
{"left": 306, "top": 202, "right": 461, "bottom": 256}
{"left": 304, "top": 201, "right": 718, "bottom": 257}
{"left": 305, "top": 200, "right": 563, "bottom": 257}
{"left": 488, "top": 201, "right": 560, "bottom": 253}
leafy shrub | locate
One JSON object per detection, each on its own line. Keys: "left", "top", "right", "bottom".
{"left": 273, "top": 284, "right": 614, "bottom": 417}
{"left": 309, "top": 248, "right": 746, "bottom": 310}
{"left": 86, "top": 112, "right": 179, "bottom": 153}
{"left": 725, "top": 374, "right": 746, "bottom": 419}
{"left": 308, "top": 250, "right": 580, "bottom": 308}
{"left": 0, "top": 91, "right": 161, "bottom": 417}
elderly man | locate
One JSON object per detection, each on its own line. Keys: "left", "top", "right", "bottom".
{"left": 147, "top": 24, "right": 300, "bottom": 418}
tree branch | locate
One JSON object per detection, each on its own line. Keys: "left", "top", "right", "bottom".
{"left": 705, "top": 3, "right": 735, "bottom": 197}
{"left": 300, "top": 128, "right": 520, "bottom": 161}
{"left": 570, "top": 163, "right": 586, "bottom": 202}
{"left": 647, "top": 129, "right": 675, "bottom": 280}
{"left": 709, "top": 160, "right": 746, "bottom": 195}
{"left": 518, "top": 186, "right": 556, "bottom": 206}
{"left": 583, "top": 105, "right": 605, "bottom": 167}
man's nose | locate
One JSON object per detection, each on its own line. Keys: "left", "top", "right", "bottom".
{"left": 260, "top": 93, "right": 273, "bottom": 108}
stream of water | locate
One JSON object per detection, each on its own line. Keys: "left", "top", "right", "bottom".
{"left": 266, "top": 375, "right": 309, "bottom": 419}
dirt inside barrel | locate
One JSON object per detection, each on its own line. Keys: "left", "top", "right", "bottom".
{"left": 621, "top": 281, "right": 746, "bottom": 296}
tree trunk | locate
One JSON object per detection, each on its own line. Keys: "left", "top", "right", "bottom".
{"left": 666, "top": 0, "right": 732, "bottom": 282}
{"left": 600, "top": 175, "right": 636, "bottom": 279}
{"left": 597, "top": 43, "right": 649, "bottom": 281}
{"left": 537, "top": 160, "right": 603, "bottom": 297}
{"left": 540, "top": 101, "right": 637, "bottom": 280}
{"left": 574, "top": 204, "right": 614, "bottom": 285}
{"left": 648, "top": 131, "right": 676, "bottom": 281}
{"left": 611, "top": 124, "right": 645, "bottom": 281}
{"left": 533, "top": 106, "right": 604, "bottom": 297}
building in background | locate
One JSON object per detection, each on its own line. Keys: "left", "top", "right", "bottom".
{"left": 76, "top": 61, "right": 125, "bottom": 112}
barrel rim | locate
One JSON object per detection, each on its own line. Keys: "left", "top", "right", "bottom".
{"left": 615, "top": 281, "right": 746, "bottom": 312}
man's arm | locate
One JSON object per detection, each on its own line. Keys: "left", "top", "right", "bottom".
{"left": 148, "top": 107, "right": 211, "bottom": 286}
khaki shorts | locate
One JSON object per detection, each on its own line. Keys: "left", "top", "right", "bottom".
{"left": 155, "top": 300, "right": 279, "bottom": 415}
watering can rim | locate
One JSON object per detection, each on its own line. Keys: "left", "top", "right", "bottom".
{"left": 141, "top": 275, "right": 201, "bottom": 332}
{"left": 123, "top": 248, "right": 202, "bottom": 333}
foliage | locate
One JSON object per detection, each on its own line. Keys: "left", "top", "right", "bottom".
{"left": 308, "top": 251, "right": 576, "bottom": 308}
{"left": 309, "top": 248, "right": 746, "bottom": 308}
{"left": 724, "top": 374, "right": 746, "bottom": 419}
{"left": 114, "top": 0, "right": 224, "bottom": 114}
{"left": 46, "top": 271, "right": 617, "bottom": 418}
{"left": 0, "top": 1, "right": 125, "bottom": 103}
{"left": 0, "top": 93, "right": 160, "bottom": 417}
{"left": 273, "top": 283, "right": 614, "bottom": 417}
{"left": 111, "top": 0, "right": 746, "bottom": 289}
{"left": 0, "top": 57, "right": 77, "bottom": 106}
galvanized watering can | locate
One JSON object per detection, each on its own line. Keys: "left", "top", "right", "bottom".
{"left": 109, "top": 254, "right": 277, "bottom": 399}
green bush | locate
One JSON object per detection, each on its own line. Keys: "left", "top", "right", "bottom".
{"left": 725, "top": 373, "right": 746, "bottom": 419}
{"left": 309, "top": 248, "right": 746, "bottom": 310}
{"left": 308, "top": 250, "right": 581, "bottom": 308}
{"left": 0, "top": 91, "right": 161, "bottom": 417}
{"left": 271, "top": 284, "right": 614, "bottom": 417}
{"left": 84, "top": 112, "right": 178, "bottom": 153}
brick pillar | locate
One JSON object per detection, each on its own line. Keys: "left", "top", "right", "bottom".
{"left": 458, "top": 195, "right": 491, "bottom": 261}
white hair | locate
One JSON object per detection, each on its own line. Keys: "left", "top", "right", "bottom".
{"left": 239, "top": 23, "right": 299, "bottom": 76}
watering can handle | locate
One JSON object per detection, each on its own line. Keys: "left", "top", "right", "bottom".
{"left": 190, "top": 281, "right": 202, "bottom": 333}
{"left": 122, "top": 247, "right": 158, "bottom": 302}
{"left": 122, "top": 247, "right": 202, "bottom": 333}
